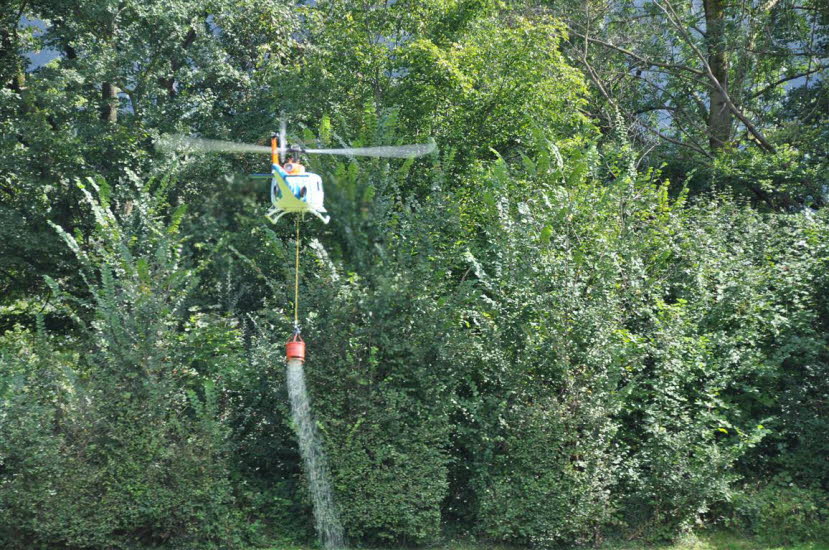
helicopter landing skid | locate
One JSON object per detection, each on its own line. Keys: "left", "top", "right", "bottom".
{"left": 266, "top": 207, "right": 330, "bottom": 225}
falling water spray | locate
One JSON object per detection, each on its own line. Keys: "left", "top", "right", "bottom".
{"left": 286, "top": 335, "right": 345, "bottom": 550}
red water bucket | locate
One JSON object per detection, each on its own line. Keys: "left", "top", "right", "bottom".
{"left": 286, "top": 332, "right": 305, "bottom": 362}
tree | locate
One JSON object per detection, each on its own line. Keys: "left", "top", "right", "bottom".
{"left": 544, "top": 0, "right": 828, "bottom": 204}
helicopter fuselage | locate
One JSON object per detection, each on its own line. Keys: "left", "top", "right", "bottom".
{"left": 266, "top": 162, "right": 329, "bottom": 224}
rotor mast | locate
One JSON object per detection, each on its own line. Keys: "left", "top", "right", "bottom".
{"left": 271, "top": 133, "right": 280, "bottom": 167}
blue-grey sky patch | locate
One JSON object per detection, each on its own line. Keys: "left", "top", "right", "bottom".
{"left": 20, "top": 16, "right": 61, "bottom": 71}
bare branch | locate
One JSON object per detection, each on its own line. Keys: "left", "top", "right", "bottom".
{"left": 568, "top": 29, "right": 706, "bottom": 77}
{"left": 749, "top": 65, "right": 827, "bottom": 99}
{"left": 636, "top": 121, "right": 713, "bottom": 158}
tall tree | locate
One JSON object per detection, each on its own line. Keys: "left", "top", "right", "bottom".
{"left": 544, "top": 0, "right": 828, "bottom": 203}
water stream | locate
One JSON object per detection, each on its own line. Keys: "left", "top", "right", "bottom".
{"left": 286, "top": 358, "right": 345, "bottom": 550}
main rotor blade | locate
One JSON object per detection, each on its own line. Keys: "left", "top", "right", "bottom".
{"left": 157, "top": 134, "right": 437, "bottom": 159}
{"left": 304, "top": 143, "right": 436, "bottom": 158}
{"left": 157, "top": 134, "right": 272, "bottom": 154}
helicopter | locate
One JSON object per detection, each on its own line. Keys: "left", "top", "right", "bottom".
{"left": 158, "top": 122, "right": 435, "bottom": 224}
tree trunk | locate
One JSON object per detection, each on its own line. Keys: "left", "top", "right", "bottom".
{"left": 101, "top": 82, "right": 118, "bottom": 123}
{"left": 704, "top": 0, "right": 731, "bottom": 150}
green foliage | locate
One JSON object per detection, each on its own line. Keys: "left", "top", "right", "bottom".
{"left": 710, "top": 145, "right": 828, "bottom": 209}
{"left": 398, "top": 14, "right": 594, "bottom": 165}
{"left": 436, "top": 135, "right": 827, "bottom": 544}
{"left": 0, "top": 180, "right": 245, "bottom": 549}
{"left": 1, "top": 0, "right": 298, "bottom": 308}
{"left": 440, "top": 163, "right": 626, "bottom": 545}
{"left": 728, "top": 480, "right": 829, "bottom": 546}
{"left": 238, "top": 211, "right": 456, "bottom": 544}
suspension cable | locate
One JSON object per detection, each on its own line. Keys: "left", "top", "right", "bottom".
{"left": 294, "top": 216, "right": 301, "bottom": 330}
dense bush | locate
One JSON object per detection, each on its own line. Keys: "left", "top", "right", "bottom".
{"left": 728, "top": 479, "right": 829, "bottom": 545}
{"left": 3, "top": 130, "right": 828, "bottom": 549}
{"left": 437, "top": 163, "right": 625, "bottom": 545}
{"left": 238, "top": 201, "right": 456, "bottom": 543}
{"left": 0, "top": 180, "right": 245, "bottom": 549}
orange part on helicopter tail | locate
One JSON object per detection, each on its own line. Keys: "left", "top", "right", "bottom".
{"left": 286, "top": 332, "right": 306, "bottom": 362}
